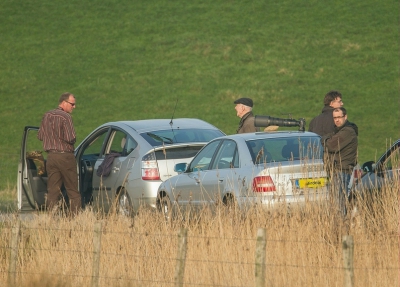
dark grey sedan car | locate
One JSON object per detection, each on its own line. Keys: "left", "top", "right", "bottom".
{"left": 352, "top": 139, "right": 399, "bottom": 195}
{"left": 18, "top": 119, "right": 224, "bottom": 215}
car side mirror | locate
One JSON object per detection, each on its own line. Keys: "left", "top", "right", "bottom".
{"left": 174, "top": 163, "right": 188, "bottom": 173}
{"left": 362, "top": 161, "right": 375, "bottom": 173}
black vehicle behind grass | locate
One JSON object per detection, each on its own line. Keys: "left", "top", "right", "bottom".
{"left": 350, "top": 139, "right": 400, "bottom": 204}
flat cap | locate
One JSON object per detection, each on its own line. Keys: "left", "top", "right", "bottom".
{"left": 234, "top": 97, "right": 253, "bottom": 107}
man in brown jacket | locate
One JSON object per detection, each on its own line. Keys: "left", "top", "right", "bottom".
{"left": 234, "top": 97, "right": 258, "bottom": 133}
{"left": 321, "top": 107, "right": 358, "bottom": 215}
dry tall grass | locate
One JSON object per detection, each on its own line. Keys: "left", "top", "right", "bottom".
{"left": 1, "top": 185, "right": 398, "bottom": 287}
{"left": 0, "top": 186, "right": 17, "bottom": 213}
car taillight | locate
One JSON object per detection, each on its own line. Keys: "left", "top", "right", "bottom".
{"left": 141, "top": 152, "right": 160, "bottom": 180}
{"left": 353, "top": 168, "right": 362, "bottom": 179}
{"left": 352, "top": 167, "right": 363, "bottom": 186}
{"left": 252, "top": 176, "right": 276, "bottom": 192}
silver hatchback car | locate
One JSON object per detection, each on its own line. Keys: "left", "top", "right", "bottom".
{"left": 18, "top": 119, "right": 225, "bottom": 215}
{"left": 157, "top": 131, "right": 328, "bottom": 216}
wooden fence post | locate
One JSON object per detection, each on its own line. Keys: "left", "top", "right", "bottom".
{"left": 8, "top": 221, "right": 20, "bottom": 287}
{"left": 255, "top": 228, "right": 266, "bottom": 287}
{"left": 91, "top": 221, "right": 103, "bottom": 287}
{"left": 342, "top": 235, "right": 354, "bottom": 287}
{"left": 174, "top": 228, "right": 188, "bottom": 287}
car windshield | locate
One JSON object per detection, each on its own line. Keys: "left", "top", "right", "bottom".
{"left": 140, "top": 129, "right": 224, "bottom": 147}
{"left": 246, "top": 136, "right": 323, "bottom": 164}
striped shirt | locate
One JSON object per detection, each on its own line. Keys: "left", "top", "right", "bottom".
{"left": 38, "top": 107, "right": 76, "bottom": 152}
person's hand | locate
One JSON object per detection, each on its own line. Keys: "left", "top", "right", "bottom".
{"left": 321, "top": 132, "right": 333, "bottom": 144}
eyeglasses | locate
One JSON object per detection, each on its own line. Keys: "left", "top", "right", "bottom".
{"left": 333, "top": 115, "right": 345, "bottom": 120}
{"left": 65, "top": 101, "right": 76, "bottom": 107}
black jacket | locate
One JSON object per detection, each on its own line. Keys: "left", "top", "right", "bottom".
{"left": 321, "top": 121, "right": 358, "bottom": 173}
{"left": 308, "top": 106, "right": 335, "bottom": 136}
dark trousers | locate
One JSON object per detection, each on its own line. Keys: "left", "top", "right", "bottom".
{"left": 46, "top": 153, "right": 81, "bottom": 215}
{"left": 332, "top": 172, "right": 351, "bottom": 216}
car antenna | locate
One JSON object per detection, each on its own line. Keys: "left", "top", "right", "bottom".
{"left": 170, "top": 98, "right": 178, "bottom": 126}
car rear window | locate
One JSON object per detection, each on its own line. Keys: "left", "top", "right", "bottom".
{"left": 154, "top": 146, "right": 203, "bottom": 160}
{"left": 140, "top": 129, "right": 224, "bottom": 147}
{"left": 246, "top": 136, "right": 323, "bottom": 164}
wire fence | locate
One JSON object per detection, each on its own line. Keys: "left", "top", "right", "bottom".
{"left": 1, "top": 220, "right": 399, "bottom": 287}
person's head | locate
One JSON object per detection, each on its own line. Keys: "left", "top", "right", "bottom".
{"left": 333, "top": 107, "right": 347, "bottom": 128}
{"left": 58, "top": 92, "right": 76, "bottom": 113}
{"left": 324, "top": 90, "right": 343, "bottom": 108}
{"left": 234, "top": 97, "right": 253, "bottom": 118}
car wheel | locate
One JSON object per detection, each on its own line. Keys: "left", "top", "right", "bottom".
{"left": 223, "top": 193, "right": 238, "bottom": 211}
{"left": 117, "top": 189, "right": 133, "bottom": 217}
{"left": 157, "top": 195, "right": 171, "bottom": 220}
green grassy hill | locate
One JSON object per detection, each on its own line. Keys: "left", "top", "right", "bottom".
{"left": 0, "top": 0, "right": 398, "bottom": 190}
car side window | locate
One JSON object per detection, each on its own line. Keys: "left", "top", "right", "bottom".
{"left": 211, "top": 140, "right": 238, "bottom": 169}
{"left": 106, "top": 130, "right": 129, "bottom": 155}
{"left": 121, "top": 136, "right": 138, "bottom": 156}
{"left": 83, "top": 129, "right": 109, "bottom": 157}
{"left": 188, "top": 140, "right": 221, "bottom": 172}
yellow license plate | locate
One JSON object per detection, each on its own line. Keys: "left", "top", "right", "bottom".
{"left": 295, "top": 178, "right": 327, "bottom": 188}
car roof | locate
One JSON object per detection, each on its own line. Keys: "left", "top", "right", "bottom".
{"left": 102, "top": 118, "right": 222, "bottom": 133}
{"left": 217, "top": 131, "right": 321, "bottom": 141}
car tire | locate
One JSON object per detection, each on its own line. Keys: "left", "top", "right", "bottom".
{"left": 223, "top": 193, "right": 238, "bottom": 211}
{"left": 157, "top": 195, "right": 171, "bottom": 221}
{"left": 116, "top": 188, "right": 134, "bottom": 217}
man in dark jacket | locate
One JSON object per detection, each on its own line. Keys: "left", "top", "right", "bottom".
{"left": 321, "top": 107, "right": 358, "bottom": 215}
{"left": 234, "top": 97, "right": 259, "bottom": 133}
{"left": 309, "top": 90, "right": 344, "bottom": 136}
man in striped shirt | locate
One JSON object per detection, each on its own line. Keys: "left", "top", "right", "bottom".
{"left": 38, "top": 92, "right": 81, "bottom": 216}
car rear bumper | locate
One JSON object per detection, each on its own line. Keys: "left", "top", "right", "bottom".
{"left": 236, "top": 189, "right": 329, "bottom": 209}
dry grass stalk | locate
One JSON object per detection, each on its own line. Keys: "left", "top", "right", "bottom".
{"left": 0, "top": 184, "right": 398, "bottom": 287}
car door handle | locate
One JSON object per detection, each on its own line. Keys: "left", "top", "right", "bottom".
{"left": 218, "top": 178, "right": 224, "bottom": 182}
{"left": 112, "top": 167, "right": 120, "bottom": 171}
{"left": 193, "top": 177, "right": 200, "bottom": 184}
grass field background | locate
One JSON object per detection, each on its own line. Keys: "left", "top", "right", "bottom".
{"left": 0, "top": 0, "right": 398, "bottom": 195}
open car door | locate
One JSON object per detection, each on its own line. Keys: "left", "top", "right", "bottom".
{"left": 17, "top": 126, "right": 47, "bottom": 211}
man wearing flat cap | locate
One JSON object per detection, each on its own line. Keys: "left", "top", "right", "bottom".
{"left": 234, "top": 97, "right": 258, "bottom": 133}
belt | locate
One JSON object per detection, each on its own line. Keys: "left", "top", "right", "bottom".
{"left": 47, "top": 150, "right": 73, "bottom": 154}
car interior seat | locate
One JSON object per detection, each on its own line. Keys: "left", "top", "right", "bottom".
{"left": 121, "top": 136, "right": 138, "bottom": 156}
{"left": 281, "top": 144, "right": 300, "bottom": 160}
{"left": 120, "top": 137, "right": 127, "bottom": 156}
{"left": 121, "top": 137, "right": 126, "bottom": 149}
{"left": 250, "top": 142, "right": 273, "bottom": 163}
